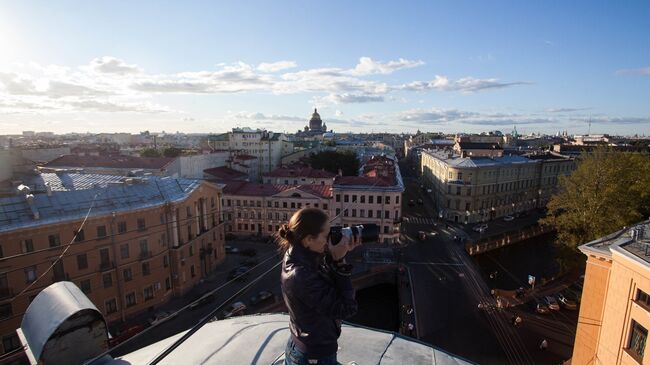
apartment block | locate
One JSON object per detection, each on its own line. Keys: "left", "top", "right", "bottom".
{"left": 0, "top": 173, "right": 225, "bottom": 356}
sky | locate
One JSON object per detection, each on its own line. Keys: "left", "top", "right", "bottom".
{"left": 0, "top": 1, "right": 649, "bottom": 136}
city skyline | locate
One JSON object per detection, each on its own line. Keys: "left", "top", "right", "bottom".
{"left": 1, "top": 1, "right": 649, "bottom": 135}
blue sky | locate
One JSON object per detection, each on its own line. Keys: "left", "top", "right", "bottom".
{"left": 0, "top": 0, "right": 648, "bottom": 135}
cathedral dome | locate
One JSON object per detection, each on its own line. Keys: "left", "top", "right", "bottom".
{"left": 309, "top": 108, "right": 323, "bottom": 130}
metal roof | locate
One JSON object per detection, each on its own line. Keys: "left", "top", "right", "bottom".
{"left": 423, "top": 149, "right": 538, "bottom": 168}
{"left": 0, "top": 175, "right": 201, "bottom": 233}
{"left": 27, "top": 173, "right": 125, "bottom": 192}
{"left": 116, "top": 313, "right": 475, "bottom": 365}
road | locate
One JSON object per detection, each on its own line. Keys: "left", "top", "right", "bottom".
{"left": 399, "top": 161, "right": 575, "bottom": 365}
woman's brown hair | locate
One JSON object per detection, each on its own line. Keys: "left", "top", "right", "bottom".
{"left": 276, "top": 208, "right": 329, "bottom": 252}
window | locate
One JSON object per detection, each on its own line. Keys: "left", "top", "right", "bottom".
{"left": 120, "top": 244, "right": 130, "bottom": 259}
{"left": 369, "top": 196, "right": 374, "bottom": 204}
{"left": 164, "top": 255, "right": 169, "bottom": 268}
{"left": 74, "top": 229, "right": 85, "bottom": 242}
{"left": 344, "top": 195, "right": 349, "bottom": 203}
{"left": 376, "top": 210, "right": 381, "bottom": 218}
{"left": 80, "top": 279, "right": 91, "bottom": 294}
{"left": 384, "top": 226, "right": 389, "bottom": 234}
{"left": 456, "top": 186, "right": 461, "bottom": 195}
{"left": 368, "top": 210, "right": 373, "bottom": 218}
{"left": 191, "top": 265, "right": 196, "bottom": 278}
{"left": 103, "top": 273, "right": 112, "bottom": 288}
{"left": 360, "top": 195, "right": 365, "bottom": 203}
{"left": 137, "top": 218, "right": 146, "bottom": 231}
{"left": 629, "top": 320, "right": 648, "bottom": 361}
{"left": 25, "top": 266, "right": 36, "bottom": 283}
{"left": 385, "top": 196, "right": 390, "bottom": 204}
{"left": 323, "top": 204, "right": 328, "bottom": 210}
{"left": 0, "top": 303, "right": 12, "bottom": 320}
{"left": 637, "top": 289, "right": 650, "bottom": 309}
{"left": 165, "top": 277, "right": 171, "bottom": 290}
{"left": 2, "top": 334, "right": 21, "bottom": 353}
{"left": 21, "top": 239, "right": 34, "bottom": 253}
{"left": 189, "top": 245, "right": 194, "bottom": 256}
{"left": 275, "top": 201, "right": 279, "bottom": 208}
{"left": 396, "top": 196, "right": 400, "bottom": 204}
{"left": 377, "top": 196, "right": 382, "bottom": 204}
{"left": 352, "top": 195, "right": 357, "bottom": 202}
{"left": 144, "top": 286, "right": 154, "bottom": 301}
{"left": 118, "top": 221, "right": 127, "bottom": 234}
{"left": 139, "top": 240, "right": 149, "bottom": 257}
{"left": 336, "top": 194, "right": 341, "bottom": 202}
{"left": 352, "top": 209, "right": 356, "bottom": 217}
{"left": 360, "top": 209, "right": 365, "bottom": 217}
{"left": 97, "top": 225, "right": 107, "bottom": 238}
{"left": 458, "top": 172, "right": 463, "bottom": 180}
{"left": 77, "top": 254, "right": 88, "bottom": 270}
{"left": 283, "top": 202, "right": 288, "bottom": 208}
{"left": 385, "top": 210, "right": 389, "bottom": 219}
{"left": 126, "top": 292, "right": 136, "bottom": 307}
{"left": 106, "top": 298, "right": 118, "bottom": 314}
{"left": 123, "top": 268, "right": 133, "bottom": 282}
{"left": 142, "top": 262, "right": 151, "bottom": 276}
{"left": 291, "top": 202, "right": 295, "bottom": 209}
{"left": 336, "top": 208, "right": 341, "bottom": 216}
{"left": 343, "top": 209, "right": 349, "bottom": 217}
{"left": 48, "top": 234, "right": 61, "bottom": 247}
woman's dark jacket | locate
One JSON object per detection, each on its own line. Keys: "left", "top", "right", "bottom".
{"left": 281, "top": 243, "right": 358, "bottom": 357}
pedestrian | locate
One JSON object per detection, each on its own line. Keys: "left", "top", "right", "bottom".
{"left": 407, "top": 322, "right": 414, "bottom": 336}
{"left": 539, "top": 339, "right": 548, "bottom": 351}
{"left": 407, "top": 306, "right": 414, "bottom": 315}
{"left": 514, "top": 316, "right": 522, "bottom": 327}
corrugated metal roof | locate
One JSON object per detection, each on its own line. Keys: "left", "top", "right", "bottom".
{"left": 28, "top": 173, "right": 125, "bottom": 192}
{"left": 116, "top": 313, "right": 475, "bottom": 365}
{"left": 0, "top": 175, "right": 201, "bottom": 233}
{"left": 423, "top": 149, "right": 537, "bottom": 168}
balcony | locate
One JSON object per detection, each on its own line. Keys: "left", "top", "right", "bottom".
{"left": 139, "top": 251, "right": 152, "bottom": 260}
{"left": 99, "top": 261, "right": 115, "bottom": 271}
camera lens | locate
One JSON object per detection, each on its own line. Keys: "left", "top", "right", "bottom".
{"left": 329, "top": 224, "right": 379, "bottom": 245}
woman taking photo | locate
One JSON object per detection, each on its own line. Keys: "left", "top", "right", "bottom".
{"left": 278, "top": 208, "right": 361, "bottom": 365}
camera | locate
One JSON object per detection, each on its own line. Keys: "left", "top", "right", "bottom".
{"left": 329, "top": 224, "right": 379, "bottom": 245}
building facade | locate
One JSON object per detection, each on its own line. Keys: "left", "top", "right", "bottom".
{"left": 0, "top": 175, "right": 225, "bottom": 356}
{"left": 262, "top": 165, "right": 336, "bottom": 186}
{"left": 421, "top": 149, "right": 575, "bottom": 223}
{"left": 573, "top": 221, "right": 650, "bottom": 365}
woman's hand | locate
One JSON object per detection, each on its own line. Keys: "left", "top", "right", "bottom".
{"left": 328, "top": 233, "right": 362, "bottom": 261}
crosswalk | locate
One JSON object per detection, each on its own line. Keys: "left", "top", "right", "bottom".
{"left": 403, "top": 216, "right": 438, "bottom": 225}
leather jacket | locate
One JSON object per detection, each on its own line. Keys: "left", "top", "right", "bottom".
{"left": 281, "top": 243, "right": 358, "bottom": 357}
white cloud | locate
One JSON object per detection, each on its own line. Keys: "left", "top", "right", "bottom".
{"left": 401, "top": 75, "right": 530, "bottom": 93}
{"left": 90, "top": 57, "right": 142, "bottom": 75}
{"left": 257, "top": 61, "right": 297, "bottom": 73}
{"left": 316, "top": 93, "right": 385, "bottom": 105}
{"left": 349, "top": 57, "right": 424, "bottom": 76}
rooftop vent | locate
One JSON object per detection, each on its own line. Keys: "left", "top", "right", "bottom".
{"left": 18, "top": 282, "right": 110, "bottom": 365}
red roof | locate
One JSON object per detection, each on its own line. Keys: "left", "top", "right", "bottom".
{"left": 333, "top": 175, "right": 395, "bottom": 187}
{"left": 263, "top": 165, "right": 336, "bottom": 179}
{"left": 222, "top": 182, "right": 331, "bottom": 198}
{"left": 234, "top": 154, "right": 257, "bottom": 161}
{"left": 42, "top": 154, "right": 176, "bottom": 170}
{"left": 203, "top": 166, "right": 247, "bottom": 180}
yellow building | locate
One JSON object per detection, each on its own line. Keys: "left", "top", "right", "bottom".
{"left": 573, "top": 221, "right": 650, "bottom": 364}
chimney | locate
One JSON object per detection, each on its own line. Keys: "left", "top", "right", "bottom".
{"left": 26, "top": 194, "right": 40, "bottom": 220}
{"left": 45, "top": 182, "right": 52, "bottom": 196}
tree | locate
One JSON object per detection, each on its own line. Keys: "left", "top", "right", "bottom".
{"left": 541, "top": 147, "right": 650, "bottom": 248}
{"left": 309, "top": 150, "right": 360, "bottom": 176}
{"left": 162, "top": 147, "right": 182, "bottom": 158}
{"left": 140, "top": 148, "right": 161, "bottom": 158}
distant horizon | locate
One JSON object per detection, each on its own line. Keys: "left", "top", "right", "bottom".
{"left": 1, "top": 1, "right": 648, "bottom": 135}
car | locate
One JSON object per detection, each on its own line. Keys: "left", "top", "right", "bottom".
{"left": 532, "top": 299, "right": 550, "bottom": 314}
{"left": 108, "top": 324, "right": 144, "bottom": 347}
{"left": 225, "top": 245, "right": 239, "bottom": 254}
{"left": 408, "top": 199, "right": 415, "bottom": 207}
{"left": 426, "top": 189, "right": 432, "bottom": 193}
{"left": 249, "top": 290, "right": 274, "bottom": 306}
{"left": 503, "top": 215, "right": 515, "bottom": 222}
{"left": 222, "top": 301, "right": 247, "bottom": 318}
{"left": 241, "top": 257, "right": 259, "bottom": 266}
{"left": 228, "top": 266, "right": 250, "bottom": 281}
{"left": 148, "top": 310, "right": 174, "bottom": 326}
{"left": 544, "top": 295, "right": 560, "bottom": 311}
{"left": 472, "top": 224, "right": 488, "bottom": 233}
{"left": 556, "top": 293, "right": 578, "bottom": 310}
{"left": 417, "top": 198, "right": 423, "bottom": 205}
{"left": 418, "top": 231, "right": 427, "bottom": 240}
{"left": 189, "top": 292, "right": 216, "bottom": 310}
{"left": 241, "top": 248, "right": 257, "bottom": 257}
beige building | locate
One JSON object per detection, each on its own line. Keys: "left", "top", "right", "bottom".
{"left": 262, "top": 164, "right": 336, "bottom": 186}
{"left": 573, "top": 221, "right": 650, "bottom": 365}
{"left": 0, "top": 174, "right": 225, "bottom": 357}
{"left": 421, "top": 149, "right": 575, "bottom": 223}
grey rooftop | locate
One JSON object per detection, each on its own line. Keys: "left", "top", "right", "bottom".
{"left": 114, "top": 313, "right": 474, "bottom": 365}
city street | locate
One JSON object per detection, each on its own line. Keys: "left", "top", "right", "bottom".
{"left": 399, "top": 160, "right": 577, "bottom": 365}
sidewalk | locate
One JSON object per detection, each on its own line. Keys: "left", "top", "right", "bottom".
{"left": 396, "top": 264, "right": 418, "bottom": 339}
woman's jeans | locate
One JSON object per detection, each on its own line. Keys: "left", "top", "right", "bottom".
{"left": 284, "top": 337, "right": 339, "bottom": 365}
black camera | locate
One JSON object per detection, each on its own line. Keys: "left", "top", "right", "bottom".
{"left": 329, "top": 224, "right": 379, "bottom": 245}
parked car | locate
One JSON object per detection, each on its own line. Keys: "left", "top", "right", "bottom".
{"left": 222, "top": 301, "right": 247, "bottom": 318}
{"left": 148, "top": 310, "right": 174, "bottom": 326}
{"left": 472, "top": 224, "right": 488, "bottom": 233}
{"left": 544, "top": 296, "right": 560, "bottom": 311}
{"left": 225, "top": 245, "right": 239, "bottom": 254}
{"left": 503, "top": 215, "right": 515, "bottom": 222}
{"left": 108, "top": 324, "right": 144, "bottom": 347}
{"left": 189, "top": 292, "right": 216, "bottom": 310}
{"left": 249, "top": 290, "right": 274, "bottom": 306}
{"left": 532, "top": 299, "right": 550, "bottom": 314}
{"left": 417, "top": 198, "right": 424, "bottom": 205}
{"left": 556, "top": 293, "right": 578, "bottom": 310}
{"left": 241, "top": 248, "right": 257, "bottom": 257}
{"left": 408, "top": 199, "right": 415, "bottom": 207}
{"left": 229, "top": 266, "right": 252, "bottom": 281}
